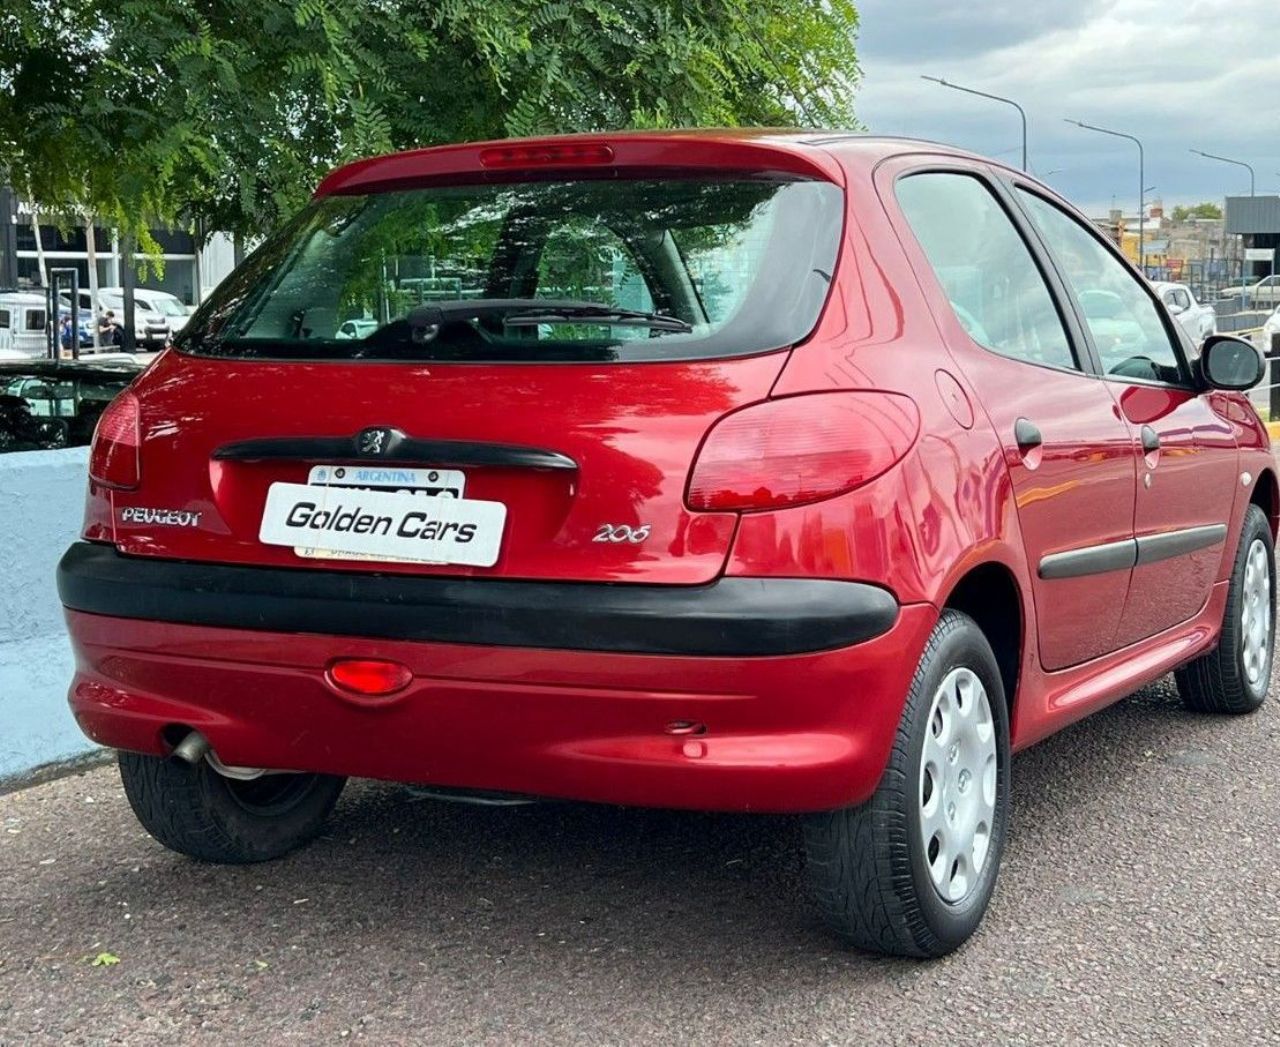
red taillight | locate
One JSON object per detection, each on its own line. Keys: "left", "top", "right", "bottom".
{"left": 326, "top": 658, "right": 413, "bottom": 698}
{"left": 88, "top": 390, "right": 141, "bottom": 490}
{"left": 686, "top": 392, "right": 920, "bottom": 512}
{"left": 479, "top": 142, "right": 614, "bottom": 169}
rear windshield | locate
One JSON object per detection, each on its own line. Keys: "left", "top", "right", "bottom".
{"left": 179, "top": 177, "right": 843, "bottom": 363}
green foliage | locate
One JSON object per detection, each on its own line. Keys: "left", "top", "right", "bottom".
{"left": 0, "top": 1, "right": 860, "bottom": 242}
{"left": 1171, "top": 202, "right": 1224, "bottom": 222}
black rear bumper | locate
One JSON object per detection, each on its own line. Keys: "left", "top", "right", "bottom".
{"left": 56, "top": 542, "right": 899, "bottom": 657}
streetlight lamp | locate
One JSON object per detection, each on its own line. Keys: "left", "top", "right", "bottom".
{"left": 1190, "top": 150, "right": 1255, "bottom": 196}
{"left": 922, "top": 76, "right": 1027, "bottom": 170}
{"left": 1066, "top": 119, "right": 1145, "bottom": 270}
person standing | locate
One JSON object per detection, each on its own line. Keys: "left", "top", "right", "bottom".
{"left": 59, "top": 314, "right": 75, "bottom": 356}
{"left": 98, "top": 310, "right": 123, "bottom": 348}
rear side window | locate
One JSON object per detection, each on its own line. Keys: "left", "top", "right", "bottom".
{"left": 1017, "top": 190, "right": 1185, "bottom": 384}
{"left": 181, "top": 177, "right": 843, "bottom": 363}
{"left": 25, "top": 309, "right": 45, "bottom": 331}
{"left": 0, "top": 309, "right": 9, "bottom": 329}
{"left": 895, "top": 173, "right": 1076, "bottom": 371}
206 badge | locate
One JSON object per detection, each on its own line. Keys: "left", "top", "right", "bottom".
{"left": 592, "top": 523, "right": 650, "bottom": 544}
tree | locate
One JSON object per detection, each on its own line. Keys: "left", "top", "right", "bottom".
{"left": 1171, "top": 202, "right": 1224, "bottom": 222}
{"left": 0, "top": 1, "right": 860, "bottom": 242}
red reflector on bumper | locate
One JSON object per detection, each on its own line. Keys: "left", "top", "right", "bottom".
{"left": 326, "top": 658, "right": 413, "bottom": 697}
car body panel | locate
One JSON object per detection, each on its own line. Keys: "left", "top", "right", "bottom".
{"left": 314, "top": 129, "right": 849, "bottom": 198}
{"left": 64, "top": 603, "right": 937, "bottom": 812}
{"left": 870, "top": 153, "right": 1141, "bottom": 670}
{"left": 103, "top": 348, "right": 785, "bottom": 584}
{"left": 1108, "top": 382, "right": 1239, "bottom": 646}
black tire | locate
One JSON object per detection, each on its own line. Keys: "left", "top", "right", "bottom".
{"left": 803, "top": 609, "right": 1011, "bottom": 958}
{"left": 1175, "top": 503, "right": 1275, "bottom": 715}
{"left": 118, "top": 751, "right": 346, "bottom": 864}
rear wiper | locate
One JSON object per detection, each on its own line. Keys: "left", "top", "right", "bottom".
{"left": 503, "top": 309, "right": 691, "bottom": 333}
{"left": 404, "top": 298, "right": 693, "bottom": 340}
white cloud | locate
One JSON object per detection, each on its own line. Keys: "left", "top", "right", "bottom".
{"left": 855, "top": 0, "right": 1280, "bottom": 213}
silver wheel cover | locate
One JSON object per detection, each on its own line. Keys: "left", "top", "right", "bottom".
{"left": 1241, "top": 538, "right": 1272, "bottom": 689}
{"left": 918, "top": 667, "right": 998, "bottom": 904}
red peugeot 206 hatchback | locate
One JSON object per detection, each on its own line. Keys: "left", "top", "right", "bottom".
{"left": 58, "top": 132, "right": 1275, "bottom": 957}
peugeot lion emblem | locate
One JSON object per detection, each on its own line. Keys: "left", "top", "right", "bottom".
{"left": 359, "top": 428, "right": 391, "bottom": 456}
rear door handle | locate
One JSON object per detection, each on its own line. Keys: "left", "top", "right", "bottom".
{"left": 1140, "top": 425, "right": 1160, "bottom": 453}
{"left": 1014, "top": 418, "right": 1042, "bottom": 451}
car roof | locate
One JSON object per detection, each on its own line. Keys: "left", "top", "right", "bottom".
{"left": 314, "top": 130, "right": 1001, "bottom": 198}
{"left": 0, "top": 359, "right": 144, "bottom": 379}
{"left": 0, "top": 292, "right": 50, "bottom": 307}
{"left": 97, "top": 287, "right": 178, "bottom": 299}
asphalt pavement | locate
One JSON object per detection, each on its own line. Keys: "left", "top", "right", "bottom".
{"left": 2, "top": 670, "right": 1279, "bottom": 1045}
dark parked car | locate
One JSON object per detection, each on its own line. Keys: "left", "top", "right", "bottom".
{"left": 0, "top": 360, "right": 142, "bottom": 452}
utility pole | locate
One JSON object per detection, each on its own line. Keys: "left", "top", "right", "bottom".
{"left": 923, "top": 76, "right": 1028, "bottom": 170}
{"left": 1066, "top": 120, "right": 1145, "bottom": 271}
{"left": 1191, "top": 150, "right": 1255, "bottom": 196}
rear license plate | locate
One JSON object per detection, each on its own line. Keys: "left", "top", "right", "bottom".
{"left": 305, "top": 465, "right": 466, "bottom": 498}
{"left": 291, "top": 465, "right": 468, "bottom": 563}
{"left": 260, "top": 481, "right": 505, "bottom": 567}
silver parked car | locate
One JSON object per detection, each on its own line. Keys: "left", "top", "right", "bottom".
{"left": 1218, "top": 274, "right": 1280, "bottom": 307}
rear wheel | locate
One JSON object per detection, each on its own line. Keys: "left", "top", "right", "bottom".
{"left": 118, "top": 751, "right": 346, "bottom": 864}
{"left": 1175, "top": 504, "right": 1275, "bottom": 714}
{"left": 804, "top": 609, "right": 1010, "bottom": 957}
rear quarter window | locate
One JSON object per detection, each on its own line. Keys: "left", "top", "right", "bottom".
{"left": 895, "top": 172, "right": 1077, "bottom": 372}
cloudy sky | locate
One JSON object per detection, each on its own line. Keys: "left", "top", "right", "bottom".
{"left": 854, "top": 0, "right": 1280, "bottom": 216}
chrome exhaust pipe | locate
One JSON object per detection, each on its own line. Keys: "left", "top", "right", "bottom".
{"left": 170, "top": 730, "right": 267, "bottom": 780}
{"left": 171, "top": 730, "right": 211, "bottom": 765}
{"left": 205, "top": 751, "right": 267, "bottom": 781}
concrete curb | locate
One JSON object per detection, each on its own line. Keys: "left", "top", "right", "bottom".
{"left": 0, "top": 748, "right": 112, "bottom": 797}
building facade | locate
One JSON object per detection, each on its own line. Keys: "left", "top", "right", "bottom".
{"left": 1, "top": 188, "right": 235, "bottom": 305}
{"left": 1225, "top": 195, "right": 1280, "bottom": 280}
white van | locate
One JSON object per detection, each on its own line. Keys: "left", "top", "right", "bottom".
{"left": 66, "top": 287, "right": 190, "bottom": 349}
{"left": 100, "top": 287, "right": 190, "bottom": 346}
{"left": 0, "top": 292, "right": 50, "bottom": 359}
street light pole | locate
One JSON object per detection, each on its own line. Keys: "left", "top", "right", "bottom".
{"left": 922, "top": 76, "right": 1027, "bottom": 170}
{"left": 1190, "top": 150, "right": 1255, "bottom": 196}
{"left": 1066, "top": 119, "right": 1145, "bottom": 271}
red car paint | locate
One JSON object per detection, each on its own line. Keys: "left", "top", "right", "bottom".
{"left": 61, "top": 131, "right": 1276, "bottom": 811}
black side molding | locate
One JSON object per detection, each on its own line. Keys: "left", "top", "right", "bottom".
{"left": 214, "top": 429, "right": 577, "bottom": 472}
{"left": 57, "top": 543, "right": 899, "bottom": 657}
{"left": 1039, "top": 524, "right": 1228, "bottom": 580}
{"left": 1038, "top": 538, "right": 1136, "bottom": 580}
{"left": 1135, "top": 524, "right": 1226, "bottom": 566}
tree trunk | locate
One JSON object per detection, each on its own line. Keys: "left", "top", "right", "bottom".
{"left": 85, "top": 215, "right": 100, "bottom": 350}
{"left": 120, "top": 232, "right": 137, "bottom": 354}
{"left": 30, "top": 204, "right": 47, "bottom": 287}
{"left": 192, "top": 219, "right": 203, "bottom": 306}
